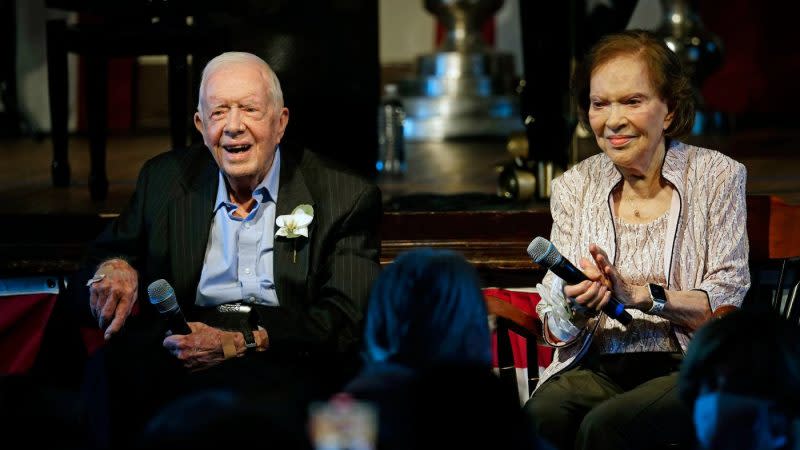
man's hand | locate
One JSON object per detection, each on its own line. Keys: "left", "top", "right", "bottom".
{"left": 162, "top": 322, "right": 234, "bottom": 372}
{"left": 89, "top": 258, "right": 138, "bottom": 340}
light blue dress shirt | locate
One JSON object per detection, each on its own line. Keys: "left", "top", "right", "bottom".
{"left": 195, "top": 148, "right": 281, "bottom": 307}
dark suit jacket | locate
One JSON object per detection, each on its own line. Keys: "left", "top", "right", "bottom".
{"left": 86, "top": 144, "right": 382, "bottom": 357}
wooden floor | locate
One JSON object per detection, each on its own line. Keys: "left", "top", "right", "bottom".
{"left": 0, "top": 128, "right": 799, "bottom": 218}
{"left": 0, "top": 134, "right": 170, "bottom": 216}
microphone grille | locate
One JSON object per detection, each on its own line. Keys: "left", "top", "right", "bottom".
{"left": 527, "top": 236, "right": 561, "bottom": 268}
{"left": 147, "top": 279, "right": 178, "bottom": 313}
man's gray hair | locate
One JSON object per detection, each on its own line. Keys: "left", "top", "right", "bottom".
{"left": 197, "top": 52, "right": 284, "bottom": 114}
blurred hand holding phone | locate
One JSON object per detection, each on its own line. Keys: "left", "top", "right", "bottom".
{"left": 309, "top": 393, "right": 378, "bottom": 450}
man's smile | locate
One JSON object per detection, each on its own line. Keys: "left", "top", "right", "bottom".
{"left": 223, "top": 144, "right": 252, "bottom": 154}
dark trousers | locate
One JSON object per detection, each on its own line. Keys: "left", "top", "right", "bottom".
{"left": 82, "top": 323, "right": 354, "bottom": 449}
{"left": 523, "top": 351, "right": 696, "bottom": 450}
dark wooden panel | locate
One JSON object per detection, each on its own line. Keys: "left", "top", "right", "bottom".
{"left": 2, "top": 197, "right": 798, "bottom": 288}
{"left": 379, "top": 209, "right": 552, "bottom": 287}
{"left": 379, "top": 209, "right": 552, "bottom": 241}
{"left": 746, "top": 195, "right": 800, "bottom": 261}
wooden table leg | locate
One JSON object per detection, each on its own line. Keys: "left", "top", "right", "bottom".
{"left": 86, "top": 54, "right": 108, "bottom": 201}
{"left": 46, "top": 19, "right": 70, "bottom": 187}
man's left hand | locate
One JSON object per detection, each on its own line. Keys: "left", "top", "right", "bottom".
{"left": 162, "top": 322, "right": 234, "bottom": 372}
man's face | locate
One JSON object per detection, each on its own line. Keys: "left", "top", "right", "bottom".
{"left": 194, "top": 62, "right": 289, "bottom": 191}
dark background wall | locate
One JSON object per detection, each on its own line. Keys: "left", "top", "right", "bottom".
{"left": 194, "top": 0, "right": 380, "bottom": 177}
{"left": 3, "top": 0, "right": 798, "bottom": 176}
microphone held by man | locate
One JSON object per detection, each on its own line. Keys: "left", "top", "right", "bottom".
{"left": 147, "top": 279, "right": 192, "bottom": 335}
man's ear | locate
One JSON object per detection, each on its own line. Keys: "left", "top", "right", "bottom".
{"left": 194, "top": 111, "right": 204, "bottom": 134}
{"left": 276, "top": 107, "right": 289, "bottom": 141}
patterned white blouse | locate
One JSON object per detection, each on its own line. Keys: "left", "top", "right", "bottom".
{"left": 593, "top": 212, "right": 680, "bottom": 354}
{"left": 534, "top": 140, "right": 750, "bottom": 392}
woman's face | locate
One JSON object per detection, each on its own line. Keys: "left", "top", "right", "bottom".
{"left": 588, "top": 55, "right": 673, "bottom": 175}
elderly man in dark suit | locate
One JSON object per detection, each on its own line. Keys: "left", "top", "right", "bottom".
{"left": 80, "top": 52, "right": 381, "bottom": 445}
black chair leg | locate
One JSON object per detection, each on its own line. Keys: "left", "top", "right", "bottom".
{"left": 47, "top": 19, "right": 70, "bottom": 187}
{"left": 86, "top": 55, "right": 108, "bottom": 201}
{"left": 526, "top": 337, "right": 538, "bottom": 398}
{"left": 496, "top": 319, "right": 520, "bottom": 406}
{"left": 774, "top": 258, "right": 788, "bottom": 310}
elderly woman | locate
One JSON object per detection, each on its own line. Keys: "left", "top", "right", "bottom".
{"left": 524, "top": 30, "right": 750, "bottom": 450}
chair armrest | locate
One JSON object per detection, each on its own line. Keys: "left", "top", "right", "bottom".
{"left": 484, "top": 294, "right": 543, "bottom": 341}
{"left": 712, "top": 304, "right": 739, "bottom": 319}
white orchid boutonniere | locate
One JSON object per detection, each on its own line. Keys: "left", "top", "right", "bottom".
{"left": 276, "top": 204, "right": 314, "bottom": 262}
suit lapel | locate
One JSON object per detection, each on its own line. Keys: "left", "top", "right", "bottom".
{"left": 274, "top": 150, "right": 314, "bottom": 304}
{"left": 169, "top": 155, "right": 218, "bottom": 309}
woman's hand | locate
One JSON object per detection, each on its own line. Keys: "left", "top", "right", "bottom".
{"left": 563, "top": 256, "right": 612, "bottom": 315}
{"left": 563, "top": 243, "right": 649, "bottom": 315}
{"left": 588, "top": 243, "right": 650, "bottom": 310}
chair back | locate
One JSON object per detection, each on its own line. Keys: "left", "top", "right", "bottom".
{"left": 777, "top": 280, "right": 800, "bottom": 325}
{"left": 482, "top": 288, "right": 552, "bottom": 405}
{"left": 774, "top": 257, "right": 800, "bottom": 325}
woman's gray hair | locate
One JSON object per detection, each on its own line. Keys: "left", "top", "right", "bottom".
{"left": 197, "top": 52, "right": 284, "bottom": 114}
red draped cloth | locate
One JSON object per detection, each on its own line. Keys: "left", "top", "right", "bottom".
{"left": 484, "top": 288, "right": 554, "bottom": 400}
{"left": 0, "top": 293, "right": 58, "bottom": 374}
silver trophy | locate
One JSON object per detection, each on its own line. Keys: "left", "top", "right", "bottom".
{"left": 655, "top": 0, "right": 724, "bottom": 134}
{"left": 396, "top": 0, "right": 523, "bottom": 141}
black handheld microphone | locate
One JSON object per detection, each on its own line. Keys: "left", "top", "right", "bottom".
{"left": 527, "top": 236, "right": 633, "bottom": 325}
{"left": 147, "top": 279, "right": 192, "bottom": 335}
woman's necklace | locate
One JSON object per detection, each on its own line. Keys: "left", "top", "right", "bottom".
{"left": 619, "top": 186, "right": 671, "bottom": 221}
{"left": 626, "top": 196, "right": 642, "bottom": 218}
{"left": 616, "top": 185, "right": 648, "bottom": 220}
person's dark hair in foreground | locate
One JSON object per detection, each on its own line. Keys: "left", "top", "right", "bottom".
{"left": 361, "top": 247, "right": 491, "bottom": 369}
{"left": 341, "top": 248, "right": 550, "bottom": 449}
{"left": 679, "top": 307, "right": 800, "bottom": 450}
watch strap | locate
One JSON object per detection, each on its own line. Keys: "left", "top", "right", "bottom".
{"left": 240, "top": 317, "right": 257, "bottom": 351}
{"left": 242, "top": 328, "right": 257, "bottom": 349}
{"left": 647, "top": 283, "right": 667, "bottom": 315}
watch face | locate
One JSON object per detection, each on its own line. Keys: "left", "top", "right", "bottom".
{"left": 649, "top": 283, "right": 667, "bottom": 301}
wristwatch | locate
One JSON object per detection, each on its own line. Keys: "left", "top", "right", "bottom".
{"left": 647, "top": 283, "right": 667, "bottom": 315}
{"left": 239, "top": 317, "right": 257, "bottom": 352}
{"left": 241, "top": 326, "right": 257, "bottom": 352}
